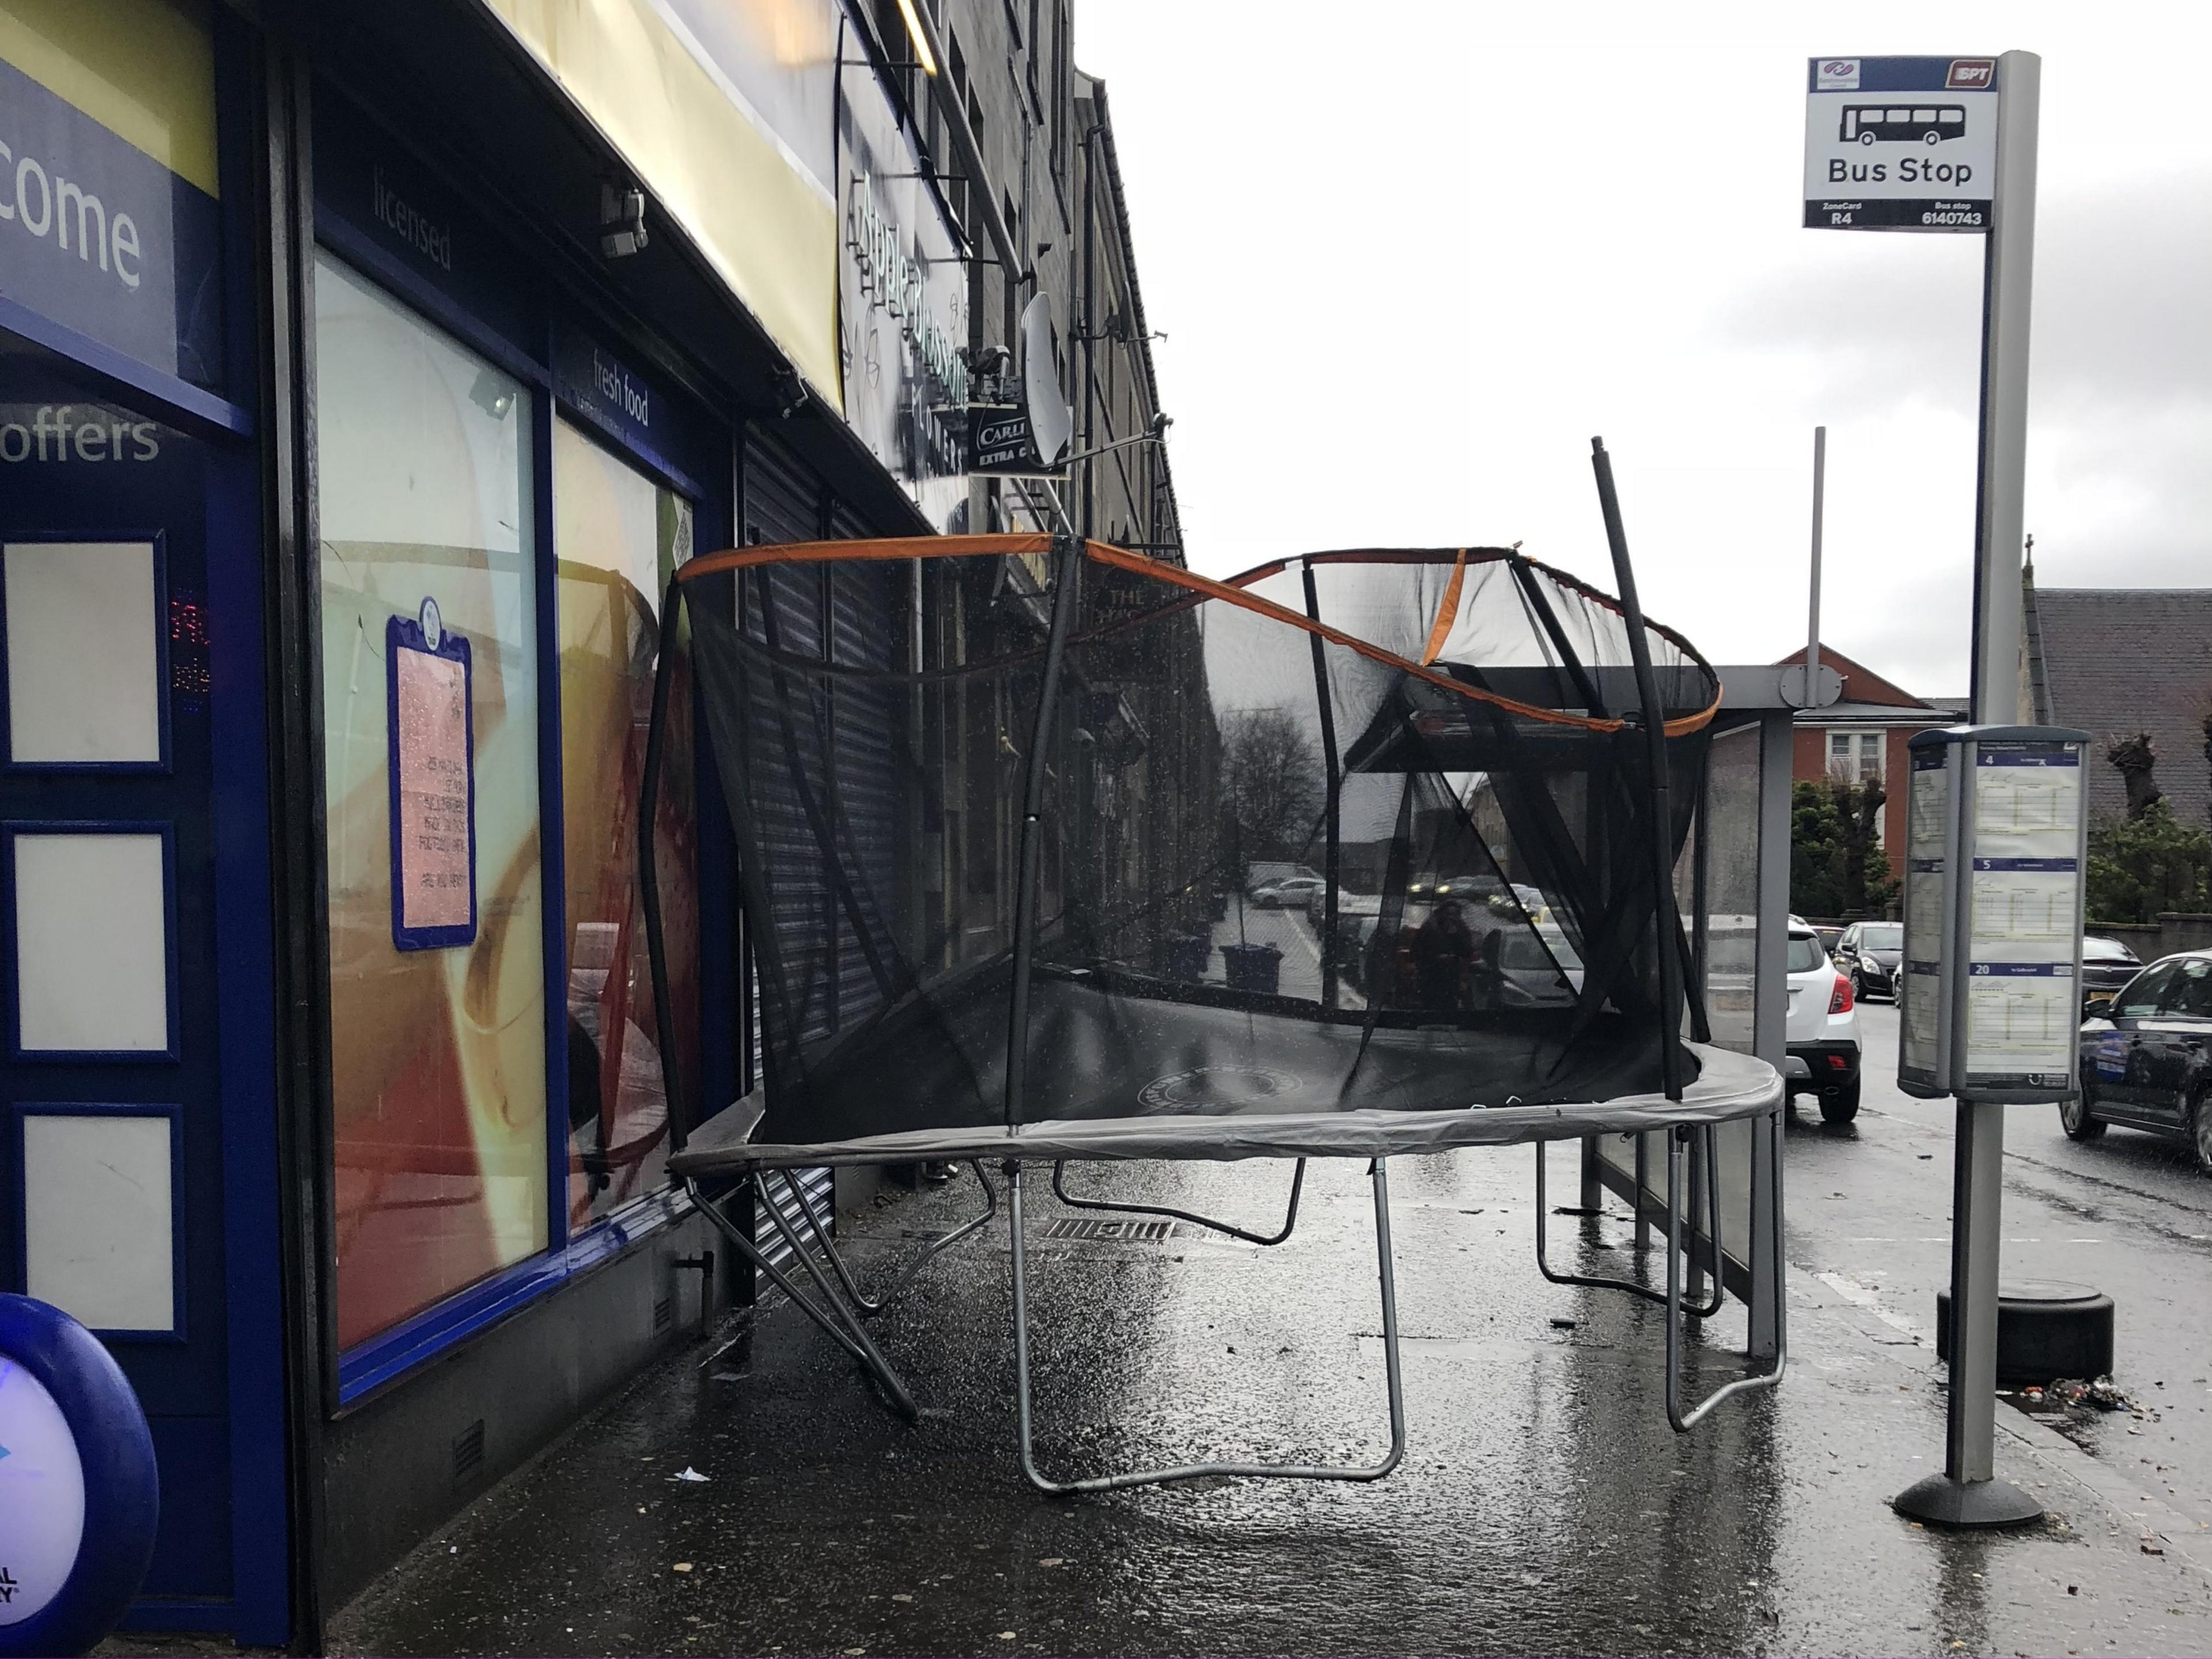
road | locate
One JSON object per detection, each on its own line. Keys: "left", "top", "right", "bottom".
{"left": 1787, "top": 997, "right": 2212, "bottom": 1526}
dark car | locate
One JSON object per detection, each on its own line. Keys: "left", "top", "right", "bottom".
{"left": 1833, "top": 921, "right": 1902, "bottom": 1002}
{"left": 2078, "top": 934, "right": 2144, "bottom": 1000}
{"left": 2069, "top": 951, "right": 2212, "bottom": 1175}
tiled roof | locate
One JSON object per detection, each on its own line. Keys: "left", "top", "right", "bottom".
{"left": 2028, "top": 586, "right": 2212, "bottom": 827}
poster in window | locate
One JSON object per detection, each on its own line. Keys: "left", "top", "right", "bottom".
{"left": 387, "top": 600, "right": 478, "bottom": 949}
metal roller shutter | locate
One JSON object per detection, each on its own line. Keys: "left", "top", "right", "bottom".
{"left": 741, "top": 432, "right": 836, "bottom": 1270}
{"left": 735, "top": 442, "right": 905, "bottom": 1279}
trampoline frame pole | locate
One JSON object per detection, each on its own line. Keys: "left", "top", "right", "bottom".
{"left": 1589, "top": 437, "right": 1688, "bottom": 1104}
{"left": 1534, "top": 1131, "right": 1721, "bottom": 1317}
{"left": 1665, "top": 1110, "right": 1789, "bottom": 1431}
{"left": 1009, "top": 1159, "right": 1406, "bottom": 1494}
{"left": 641, "top": 579, "right": 689, "bottom": 1149}
{"left": 779, "top": 1161, "right": 1000, "bottom": 1315}
{"left": 681, "top": 1177, "right": 920, "bottom": 1421}
{"left": 1050, "top": 1157, "right": 1306, "bottom": 1247}
{"left": 1003, "top": 536, "right": 1084, "bottom": 1130}
{"left": 752, "top": 1171, "right": 921, "bottom": 1419}
{"left": 1301, "top": 559, "right": 1343, "bottom": 1008}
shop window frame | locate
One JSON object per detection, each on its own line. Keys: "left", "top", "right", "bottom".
{"left": 545, "top": 405, "right": 707, "bottom": 1245}
{"left": 310, "top": 156, "right": 730, "bottom": 1409}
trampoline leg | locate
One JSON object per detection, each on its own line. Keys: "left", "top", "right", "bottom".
{"left": 1664, "top": 1112, "right": 1787, "bottom": 1431}
{"left": 1048, "top": 1157, "right": 1305, "bottom": 1246}
{"left": 749, "top": 1173, "right": 923, "bottom": 1421}
{"left": 781, "top": 1161, "right": 999, "bottom": 1315}
{"left": 1535, "top": 1135, "right": 1721, "bottom": 1317}
{"left": 1009, "top": 1158, "right": 1406, "bottom": 1495}
{"left": 681, "top": 1177, "right": 920, "bottom": 1421}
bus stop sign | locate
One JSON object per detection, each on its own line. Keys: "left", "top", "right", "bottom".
{"left": 1805, "top": 56, "right": 1999, "bottom": 231}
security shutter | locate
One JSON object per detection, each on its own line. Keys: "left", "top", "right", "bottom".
{"left": 741, "top": 432, "right": 836, "bottom": 1270}
{"left": 825, "top": 502, "right": 902, "bottom": 1033}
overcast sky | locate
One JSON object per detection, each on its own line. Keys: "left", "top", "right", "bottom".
{"left": 1070, "top": 1, "right": 2212, "bottom": 696}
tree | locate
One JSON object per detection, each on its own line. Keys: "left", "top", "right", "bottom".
{"left": 1221, "top": 707, "right": 1324, "bottom": 864}
{"left": 2086, "top": 800, "right": 2211, "bottom": 923}
{"left": 1790, "top": 774, "right": 1899, "bottom": 918}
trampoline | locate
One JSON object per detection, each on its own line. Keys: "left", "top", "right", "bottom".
{"left": 646, "top": 442, "right": 1785, "bottom": 1491}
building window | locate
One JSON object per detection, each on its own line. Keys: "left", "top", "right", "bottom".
{"left": 1828, "top": 729, "right": 1883, "bottom": 785}
{"left": 552, "top": 418, "right": 700, "bottom": 1228}
{"left": 313, "top": 252, "right": 548, "bottom": 1350}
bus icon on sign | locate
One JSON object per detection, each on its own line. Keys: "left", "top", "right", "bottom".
{"left": 1842, "top": 104, "right": 1967, "bottom": 145}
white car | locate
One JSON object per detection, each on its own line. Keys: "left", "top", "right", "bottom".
{"left": 1783, "top": 923, "right": 1861, "bottom": 1123}
{"left": 1252, "top": 875, "right": 1326, "bottom": 909}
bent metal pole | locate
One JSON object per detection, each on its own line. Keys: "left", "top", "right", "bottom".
{"left": 1589, "top": 437, "right": 1687, "bottom": 1103}
{"left": 1002, "top": 536, "right": 1084, "bottom": 1130}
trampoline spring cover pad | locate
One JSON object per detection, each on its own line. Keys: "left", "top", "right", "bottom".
{"left": 668, "top": 1040, "right": 1780, "bottom": 1172}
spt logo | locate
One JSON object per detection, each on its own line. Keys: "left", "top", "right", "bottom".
{"left": 1948, "top": 59, "right": 1996, "bottom": 89}
{"left": 1816, "top": 59, "right": 1861, "bottom": 89}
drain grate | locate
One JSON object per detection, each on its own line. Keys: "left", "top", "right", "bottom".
{"left": 1042, "top": 1218, "right": 1181, "bottom": 1242}
{"left": 451, "top": 1418, "right": 485, "bottom": 1484}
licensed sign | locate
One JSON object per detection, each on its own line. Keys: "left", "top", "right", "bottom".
{"left": 1805, "top": 56, "right": 1998, "bottom": 232}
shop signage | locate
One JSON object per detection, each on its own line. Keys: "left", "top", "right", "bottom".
{"left": 837, "top": 52, "right": 971, "bottom": 531}
{"left": 0, "top": 54, "right": 222, "bottom": 388}
{"left": 313, "top": 104, "right": 538, "bottom": 366}
{"left": 969, "top": 406, "right": 1038, "bottom": 473}
{"left": 550, "top": 324, "right": 718, "bottom": 499}
{"left": 480, "top": 0, "right": 843, "bottom": 407}
{"left": 1804, "top": 57, "right": 1998, "bottom": 231}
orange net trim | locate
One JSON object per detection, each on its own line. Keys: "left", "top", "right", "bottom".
{"left": 674, "top": 536, "right": 1721, "bottom": 737}
{"left": 1420, "top": 549, "right": 1470, "bottom": 667}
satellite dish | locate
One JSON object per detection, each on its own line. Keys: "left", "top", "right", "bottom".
{"left": 1019, "top": 293, "right": 1072, "bottom": 469}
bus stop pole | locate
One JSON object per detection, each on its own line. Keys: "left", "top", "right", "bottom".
{"left": 1895, "top": 47, "right": 2045, "bottom": 1529}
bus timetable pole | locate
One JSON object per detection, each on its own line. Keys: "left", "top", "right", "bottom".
{"left": 1893, "top": 48, "right": 2045, "bottom": 1531}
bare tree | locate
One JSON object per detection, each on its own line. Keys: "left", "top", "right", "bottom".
{"left": 2107, "top": 732, "right": 2162, "bottom": 821}
{"left": 1222, "top": 707, "right": 1324, "bottom": 863}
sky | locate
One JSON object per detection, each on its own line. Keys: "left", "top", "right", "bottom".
{"left": 1069, "top": 1, "right": 2212, "bottom": 696}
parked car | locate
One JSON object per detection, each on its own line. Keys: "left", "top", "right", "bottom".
{"left": 1487, "top": 882, "right": 1544, "bottom": 917}
{"left": 1783, "top": 924, "right": 1861, "bottom": 1122}
{"left": 1252, "top": 875, "right": 1326, "bottom": 910}
{"left": 2078, "top": 934, "right": 2145, "bottom": 1001}
{"left": 1834, "top": 921, "right": 1903, "bottom": 1002}
{"left": 1490, "top": 923, "right": 1584, "bottom": 1008}
{"left": 1245, "top": 861, "right": 1320, "bottom": 895}
{"left": 2069, "top": 950, "right": 2212, "bottom": 1174}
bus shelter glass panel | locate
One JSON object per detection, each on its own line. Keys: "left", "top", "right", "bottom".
{"left": 313, "top": 251, "right": 548, "bottom": 1350}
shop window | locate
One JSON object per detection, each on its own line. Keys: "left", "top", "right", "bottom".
{"left": 552, "top": 417, "right": 699, "bottom": 1228}
{"left": 312, "top": 252, "right": 548, "bottom": 1351}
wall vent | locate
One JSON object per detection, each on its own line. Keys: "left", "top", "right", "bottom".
{"left": 451, "top": 1418, "right": 486, "bottom": 1484}
{"left": 653, "top": 1293, "right": 674, "bottom": 1334}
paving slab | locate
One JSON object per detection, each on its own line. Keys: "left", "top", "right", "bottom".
{"left": 324, "top": 1150, "right": 2212, "bottom": 1657}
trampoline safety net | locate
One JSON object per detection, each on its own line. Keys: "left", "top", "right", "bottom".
{"left": 657, "top": 537, "right": 1721, "bottom": 1155}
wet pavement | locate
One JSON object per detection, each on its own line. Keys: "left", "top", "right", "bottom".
{"left": 327, "top": 1097, "right": 2212, "bottom": 1656}
{"left": 1793, "top": 1002, "right": 2212, "bottom": 1525}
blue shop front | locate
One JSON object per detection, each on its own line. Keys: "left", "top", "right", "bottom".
{"left": 0, "top": 0, "right": 972, "bottom": 1642}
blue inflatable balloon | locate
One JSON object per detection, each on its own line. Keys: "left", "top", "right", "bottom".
{"left": 0, "top": 1296, "right": 160, "bottom": 1658}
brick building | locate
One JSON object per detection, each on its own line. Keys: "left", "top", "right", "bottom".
{"left": 1780, "top": 646, "right": 1964, "bottom": 882}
